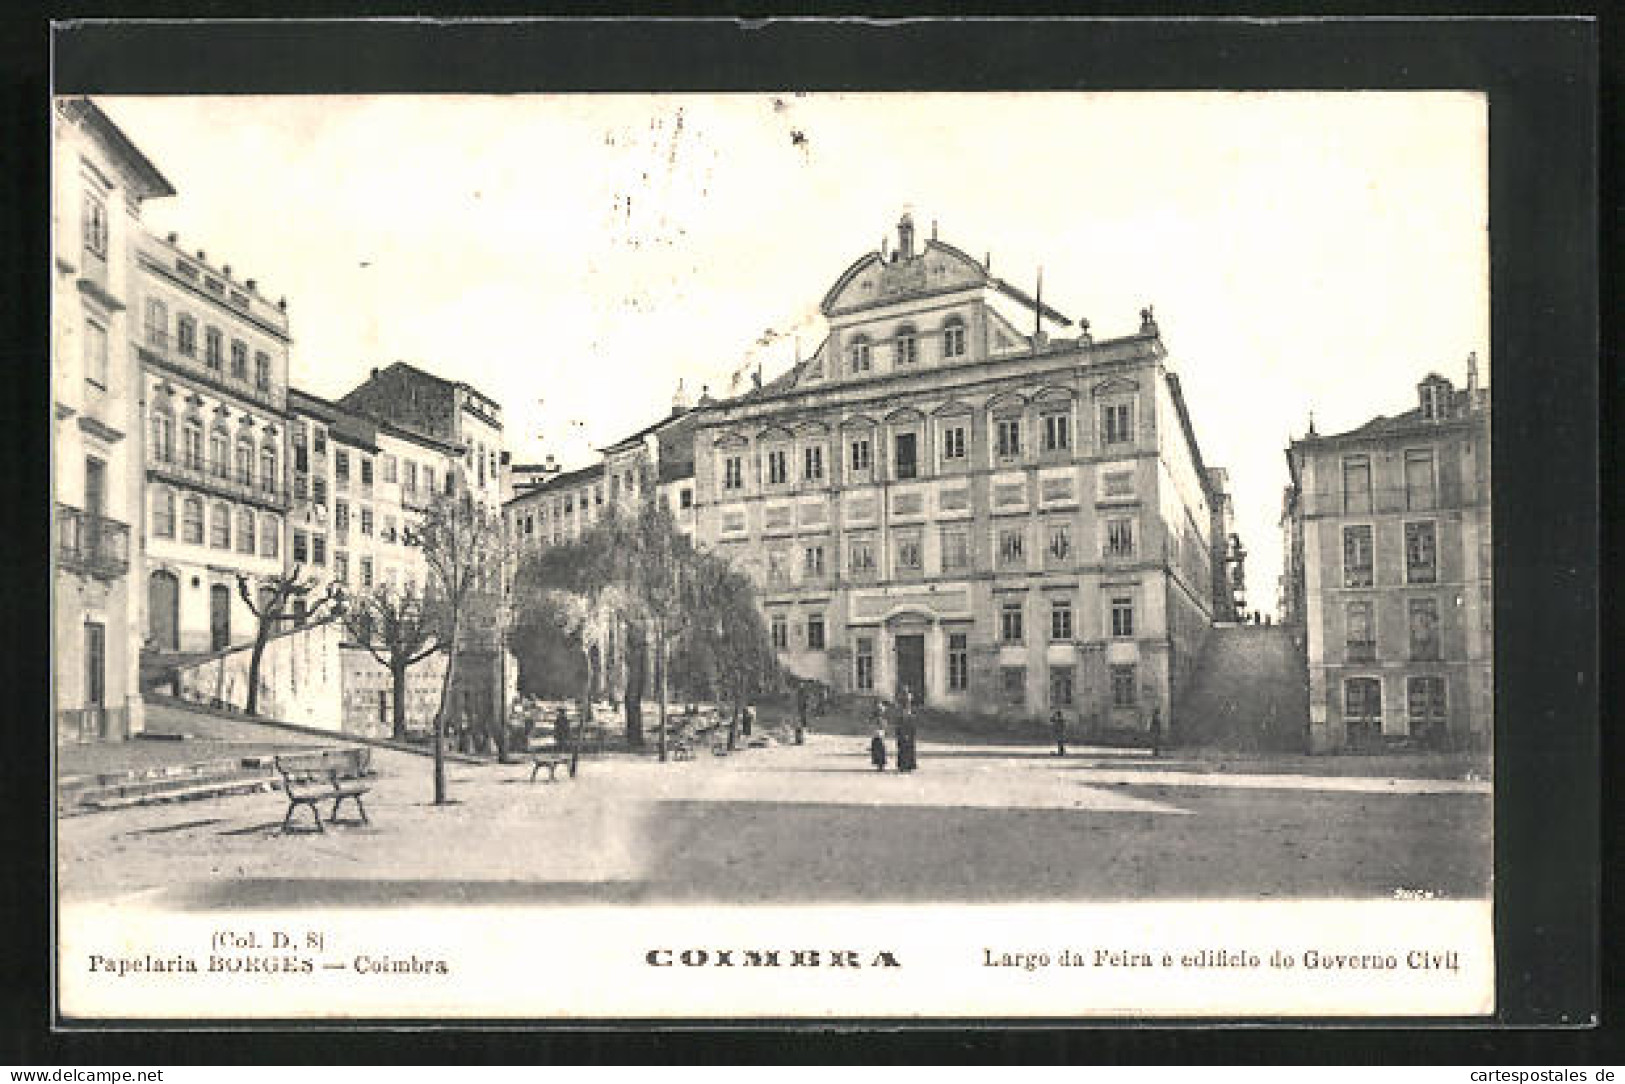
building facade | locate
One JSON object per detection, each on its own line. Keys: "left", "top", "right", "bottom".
{"left": 1283, "top": 360, "right": 1492, "bottom": 752}
{"left": 135, "top": 228, "right": 293, "bottom": 659}
{"left": 53, "top": 98, "right": 175, "bottom": 743}
{"left": 689, "top": 216, "right": 1228, "bottom": 731}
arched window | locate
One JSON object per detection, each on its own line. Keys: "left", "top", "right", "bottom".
{"left": 260, "top": 444, "right": 277, "bottom": 492}
{"left": 942, "top": 316, "right": 967, "bottom": 359}
{"left": 235, "top": 437, "right": 254, "bottom": 486}
{"left": 260, "top": 513, "right": 281, "bottom": 559}
{"left": 150, "top": 400, "right": 174, "bottom": 463}
{"left": 182, "top": 496, "right": 204, "bottom": 544}
{"left": 894, "top": 325, "right": 918, "bottom": 366}
{"left": 849, "top": 336, "right": 872, "bottom": 374}
{"left": 209, "top": 502, "right": 231, "bottom": 549}
{"left": 152, "top": 487, "right": 176, "bottom": 538}
{"left": 237, "top": 507, "right": 256, "bottom": 554}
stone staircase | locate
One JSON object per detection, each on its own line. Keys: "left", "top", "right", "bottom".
{"left": 57, "top": 755, "right": 282, "bottom": 816}
{"left": 1173, "top": 624, "right": 1310, "bottom": 752}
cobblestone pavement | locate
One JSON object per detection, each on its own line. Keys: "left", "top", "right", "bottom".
{"left": 57, "top": 732, "right": 1491, "bottom": 908}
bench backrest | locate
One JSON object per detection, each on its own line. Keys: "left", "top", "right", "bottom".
{"left": 275, "top": 747, "right": 370, "bottom": 785}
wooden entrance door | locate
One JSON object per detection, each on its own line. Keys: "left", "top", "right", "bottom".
{"left": 895, "top": 634, "right": 925, "bottom": 708}
{"left": 149, "top": 571, "right": 179, "bottom": 650}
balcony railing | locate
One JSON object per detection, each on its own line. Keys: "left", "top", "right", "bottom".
{"left": 148, "top": 455, "right": 291, "bottom": 511}
{"left": 57, "top": 504, "right": 130, "bottom": 580}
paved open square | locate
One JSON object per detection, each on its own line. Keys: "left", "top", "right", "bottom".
{"left": 58, "top": 730, "right": 1491, "bottom": 910}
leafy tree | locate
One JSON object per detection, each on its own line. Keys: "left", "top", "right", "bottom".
{"left": 235, "top": 567, "right": 342, "bottom": 718}
{"left": 341, "top": 581, "right": 442, "bottom": 741}
{"left": 529, "top": 584, "right": 630, "bottom": 777}
{"left": 683, "top": 550, "right": 778, "bottom": 750}
{"left": 416, "top": 493, "right": 506, "bottom": 804}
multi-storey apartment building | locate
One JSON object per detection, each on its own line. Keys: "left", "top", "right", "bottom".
{"left": 53, "top": 98, "right": 175, "bottom": 743}
{"left": 135, "top": 228, "right": 293, "bottom": 657}
{"left": 336, "top": 362, "right": 505, "bottom": 517}
{"left": 1283, "top": 359, "right": 1491, "bottom": 752}
{"left": 689, "top": 215, "right": 1228, "bottom": 730}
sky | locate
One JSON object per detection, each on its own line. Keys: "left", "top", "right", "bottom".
{"left": 96, "top": 92, "right": 1488, "bottom": 611}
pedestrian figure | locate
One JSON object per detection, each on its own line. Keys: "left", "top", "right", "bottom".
{"left": 1050, "top": 709, "right": 1068, "bottom": 757}
{"left": 794, "top": 683, "right": 808, "bottom": 745}
{"left": 1149, "top": 707, "right": 1163, "bottom": 758}
{"left": 741, "top": 703, "right": 754, "bottom": 737}
{"left": 896, "top": 714, "right": 919, "bottom": 773}
{"left": 870, "top": 724, "right": 888, "bottom": 770}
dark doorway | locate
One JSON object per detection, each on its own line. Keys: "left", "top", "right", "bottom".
{"left": 894, "top": 433, "right": 918, "bottom": 480}
{"left": 209, "top": 584, "right": 231, "bottom": 652}
{"left": 149, "top": 571, "right": 179, "bottom": 651}
{"left": 895, "top": 634, "right": 925, "bottom": 707}
{"left": 84, "top": 622, "right": 105, "bottom": 707}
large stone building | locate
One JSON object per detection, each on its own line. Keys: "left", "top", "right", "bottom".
{"left": 135, "top": 227, "right": 293, "bottom": 658}
{"left": 53, "top": 98, "right": 175, "bottom": 743}
{"left": 1282, "top": 358, "right": 1491, "bottom": 752}
{"left": 688, "top": 216, "right": 1230, "bottom": 732}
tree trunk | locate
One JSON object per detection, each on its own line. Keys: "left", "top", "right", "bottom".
{"left": 391, "top": 660, "right": 408, "bottom": 742}
{"left": 726, "top": 687, "right": 741, "bottom": 751}
{"left": 570, "top": 648, "right": 590, "bottom": 778}
{"left": 431, "top": 622, "right": 461, "bottom": 805}
{"left": 656, "top": 623, "right": 668, "bottom": 763}
{"left": 622, "top": 626, "right": 646, "bottom": 749}
{"left": 245, "top": 627, "right": 271, "bottom": 717}
{"left": 492, "top": 646, "right": 513, "bottom": 764}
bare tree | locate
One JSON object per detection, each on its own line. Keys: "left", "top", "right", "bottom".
{"left": 341, "top": 581, "right": 442, "bottom": 741}
{"left": 235, "top": 567, "right": 342, "bottom": 718}
{"left": 416, "top": 494, "right": 506, "bottom": 805}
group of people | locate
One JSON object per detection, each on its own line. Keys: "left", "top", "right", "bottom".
{"left": 868, "top": 689, "right": 920, "bottom": 773}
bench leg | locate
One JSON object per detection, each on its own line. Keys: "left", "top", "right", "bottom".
{"left": 530, "top": 763, "right": 541, "bottom": 783}
{"left": 284, "top": 800, "right": 322, "bottom": 833}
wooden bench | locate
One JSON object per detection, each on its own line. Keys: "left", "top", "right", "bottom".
{"left": 274, "top": 749, "right": 372, "bottom": 833}
{"left": 530, "top": 755, "right": 571, "bottom": 783}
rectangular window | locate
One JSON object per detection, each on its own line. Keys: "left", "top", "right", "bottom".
{"left": 312, "top": 476, "right": 328, "bottom": 506}
{"left": 361, "top": 508, "right": 374, "bottom": 536}
{"left": 803, "top": 445, "right": 824, "bottom": 482}
{"left": 1405, "top": 449, "right": 1437, "bottom": 510}
{"left": 1111, "top": 664, "right": 1138, "bottom": 707}
{"left": 1049, "top": 666, "right": 1075, "bottom": 708}
{"left": 313, "top": 428, "right": 327, "bottom": 455}
{"left": 404, "top": 460, "right": 417, "bottom": 493}
{"left": 230, "top": 339, "right": 248, "bottom": 380}
{"left": 894, "top": 533, "right": 922, "bottom": 574}
{"left": 771, "top": 614, "right": 788, "bottom": 651}
{"left": 894, "top": 433, "right": 918, "bottom": 480}
{"left": 1343, "top": 525, "right": 1375, "bottom": 587}
{"left": 943, "top": 323, "right": 967, "bottom": 358}
{"left": 261, "top": 515, "right": 279, "bottom": 558}
{"left": 1107, "top": 517, "right": 1136, "bottom": 558}
{"left": 176, "top": 316, "right": 196, "bottom": 357}
{"left": 848, "top": 538, "right": 875, "bottom": 576}
{"left": 1407, "top": 675, "right": 1446, "bottom": 723}
{"left": 144, "top": 298, "right": 167, "bottom": 346}
{"left": 83, "top": 320, "right": 108, "bottom": 390}
{"left": 335, "top": 450, "right": 350, "bottom": 487}
{"left": 806, "top": 613, "right": 826, "bottom": 650}
{"left": 1111, "top": 595, "right": 1135, "bottom": 638}
{"left": 996, "top": 418, "right": 1022, "bottom": 459}
{"left": 1408, "top": 597, "right": 1440, "bottom": 660}
{"left": 766, "top": 449, "right": 788, "bottom": 485}
{"left": 209, "top": 505, "right": 230, "bottom": 550}
{"left": 849, "top": 439, "right": 871, "bottom": 473}
{"left": 1002, "top": 666, "right": 1026, "bottom": 707}
{"left": 183, "top": 500, "right": 204, "bottom": 545}
{"left": 855, "top": 637, "right": 875, "bottom": 691}
{"left": 1000, "top": 600, "right": 1024, "bottom": 644}
{"left": 312, "top": 534, "right": 326, "bottom": 567}
{"left": 941, "top": 528, "right": 970, "bottom": 571}
{"left": 680, "top": 487, "right": 694, "bottom": 509}
{"left": 383, "top": 455, "right": 398, "bottom": 484}
{"left": 723, "top": 455, "right": 743, "bottom": 491}
{"left": 803, "top": 544, "right": 825, "bottom": 577}
{"left": 1405, "top": 522, "right": 1438, "bottom": 583}
{"left": 293, "top": 530, "right": 308, "bottom": 563}
{"left": 205, "top": 327, "right": 223, "bottom": 370}
{"left": 1346, "top": 600, "right": 1376, "bottom": 662}
{"left": 383, "top": 515, "right": 398, "bottom": 543}
{"left": 1103, "top": 403, "right": 1133, "bottom": 445}
{"left": 361, "top": 458, "right": 374, "bottom": 488}
{"left": 997, "top": 527, "right": 1025, "bottom": 568}
{"left": 1050, "top": 599, "right": 1074, "bottom": 641}
{"left": 1343, "top": 455, "right": 1373, "bottom": 514}
{"left": 254, "top": 352, "right": 271, "bottom": 391}
{"left": 1047, "top": 522, "right": 1072, "bottom": 564}
{"left": 942, "top": 425, "right": 967, "bottom": 461}
{"left": 948, "top": 633, "right": 968, "bottom": 692}
{"left": 1042, "top": 413, "right": 1070, "bottom": 453}
{"left": 334, "top": 551, "right": 349, "bottom": 586}
{"left": 360, "top": 556, "right": 373, "bottom": 588}
{"left": 335, "top": 501, "right": 349, "bottom": 536}
{"left": 82, "top": 192, "right": 108, "bottom": 257}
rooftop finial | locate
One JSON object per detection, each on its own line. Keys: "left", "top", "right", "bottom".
{"left": 1307, "top": 410, "right": 1317, "bottom": 437}
{"left": 1140, "top": 305, "right": 1157, "bottom": 334}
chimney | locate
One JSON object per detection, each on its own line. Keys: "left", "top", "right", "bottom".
{"left": 931, "top": 218, "right": 938, "bottom": 241}
{"left": 196, "top": 250, "right": 206, "bottom": 260}
{"left": 246, "top": 279, "right": 257, "bottom": 292}
{"left": 166, "top": 232, "right": 177, "bottom": 243}
{"left": 1466, "top": 351, "right": 1480, "bottom": 396}
{"left": 897, "top": 211, "right": 916, "bottom": 259}
{"left": 278, "top": 298, "right": 287, "bottom": 311}
{"left": 222, "top": 265, "right": 232, "bottom": 277}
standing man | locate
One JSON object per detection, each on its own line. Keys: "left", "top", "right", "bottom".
{"left": 1149, "top": 706, "right": 1163, "bottom": 758}
{"left": 794, "top": 683, "right": 808, "bottom": 745}
{"left": 1050, "top": 709, "right": 1067, "bottom": 757}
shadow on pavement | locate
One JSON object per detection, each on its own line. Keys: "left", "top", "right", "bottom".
{"left": 171, "top": 877, "right": 650, "bottom": 910}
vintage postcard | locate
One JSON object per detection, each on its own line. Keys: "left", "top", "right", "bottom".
{"left": 52, "top": 84, "right": 1494, "bottom": 1021}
